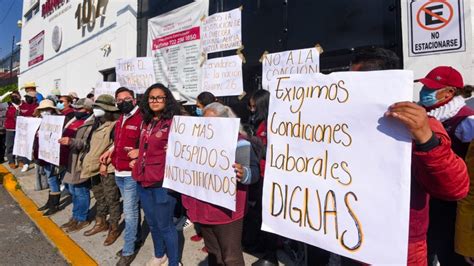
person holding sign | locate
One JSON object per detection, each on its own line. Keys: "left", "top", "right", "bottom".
{"left": 346, "top": 48, "right": 469, "bottom": 265}
{"left": 182, "top": 102, "right": 260, "bottom": 266}
{"left": 5, "top": 91, "right": 21, "bottom": 169}
{"left": 18, "top": 90, "right": 39, "bottom": 172}
{"left": 132, "top": 83, "right": 182, "bottom": 266}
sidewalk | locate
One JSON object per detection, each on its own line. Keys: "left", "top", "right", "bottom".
{"left": 4, "top": 163, "right": 275, "bottom": 265}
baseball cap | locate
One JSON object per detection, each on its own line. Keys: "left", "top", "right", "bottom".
{"left": 416, "top": 66, "right": 464, "bottom": 90}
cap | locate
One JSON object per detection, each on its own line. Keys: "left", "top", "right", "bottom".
{"left": 416, "top": 66, "right": 464, "bottom": 90}
{"left": 72, "top": 98, "right": 94, "bottom": 110}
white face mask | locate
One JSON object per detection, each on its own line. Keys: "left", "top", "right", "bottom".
{"left": 40, "top": 111, "right": 51, "bottom": 117}
{"left": 93, "top": 108, "right": 106, "bottom": 117}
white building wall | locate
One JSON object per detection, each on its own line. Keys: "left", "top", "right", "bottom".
{"left": 19, "top": 0, "right": 137, "bottom": 98}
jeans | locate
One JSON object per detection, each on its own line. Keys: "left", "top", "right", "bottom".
{"left": 67, "top": 182, "right": 90, "bottom": 222}
{"left": 5, "top": 130, "right": 15, "bottom": 164}
{"left": 44, "top": 164, "right": 64, "bottom": 193}
{"left": 115, "top": 175, "right": 139, "bottom": 256}
{"left": 0, "top": 132, "right": 6, "bottom": 161}
{"left": 138, "top": 185, "right": 179, "bottom": 266}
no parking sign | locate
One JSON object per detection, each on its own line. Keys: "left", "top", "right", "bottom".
{"left": 409, "top": 0, "right": 465, "bottom": 56}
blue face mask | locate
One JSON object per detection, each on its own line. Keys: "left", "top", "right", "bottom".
{"left": 419, "top": 88, "right": 439, "bottom": 107}
{"left": 56, "top": 102, "right": 65, "bottom": 110}
{"left": 195, "top": 108, "right": 203, "bottom": 116}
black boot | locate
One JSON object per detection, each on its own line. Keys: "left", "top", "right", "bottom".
{"left": 251, "top": 251, "right": 278, "bottom": 266}
{"left": 43, "top": 194, "right": 61, "bottom": 216}
{"left": 37, "top": 193, "right": 53, "bottom": 211}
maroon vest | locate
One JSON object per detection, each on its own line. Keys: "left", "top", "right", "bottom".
{"left": 60, "top": 119, "right": 86, "bottom": 166}
{"left": 112, "top": 111, "right": 143, "bottom": 171}
{"left": 442, "top": 106, "right": 474, "bottom": 159}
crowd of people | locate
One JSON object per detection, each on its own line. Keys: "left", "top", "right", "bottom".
{"left": 0, "top": 47, "right": 473, "bottom": 266}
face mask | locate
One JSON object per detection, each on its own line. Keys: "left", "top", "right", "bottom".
{"left": 93, "top": 108, "right": 106, "bottom": 117}
{"left": 195, "top": 108, "right": 203, "bottom": 116}
{"left": 74, "top": 111, "right": 89, "bottom": 120}
{"left": 117, "top": 100, "right": 134, "bottom": 114}
{"left": 56, "top": 102, "right": 65, "bottom": 110}
{"left": 419, "top": 88, "right": 439, "bottom": 107}
{"left": 40, "top": 111, "right": 51, "bottom": 117}
{"left": 11, "top": 96, "right": 20, "bottom": 105}
{"left": 25, "top": 96, "right": 34, "bottom": 104}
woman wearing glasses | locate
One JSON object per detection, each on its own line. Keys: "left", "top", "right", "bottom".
{"left": 132, "top": 83, "right": 181, "bottom": 266}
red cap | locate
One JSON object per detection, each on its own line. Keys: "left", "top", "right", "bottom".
{"left": 416, "top": 66, "right": 464, "bottom": 90}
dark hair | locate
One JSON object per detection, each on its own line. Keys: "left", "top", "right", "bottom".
{"left": 86, "top": 93, "right": 94, "bottom": 99}
{"left": 115, "top": 87, "right": 135, "bottom": 98}
{"left": 251, "top": 89, "right": 270, "bottom": 125}
{"left": 457, "top": 85, "right": 474, "bottom": 98}
{"left": 197, "top": 91, "right": 216, "bottom": 106}
{"left": 60, "top": 95, "right": 73, "bottom": 103}
{"left": 140, "top": 83, "right": 181, "bottom": 124}
{"left": 351, "top": 47, "right": 400, "bottom": 71}
{"left": 11, "top": 90, "right": 20, "bottom": 96}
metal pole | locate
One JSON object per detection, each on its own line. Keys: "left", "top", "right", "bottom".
{"left": 10, "top": 35, "right": 15, "bottom": 79}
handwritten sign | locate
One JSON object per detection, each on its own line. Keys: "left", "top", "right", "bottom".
{"left": 262, "top": 71, "right": 413, "bottom": 264}
{"left": 95, "top": 81, "right": 121, "bottom": 97}
{"left": 164, "top": 116, "right": 240, "bottom": 211}
{"left": 262, "top": 48, "right": 320, "bottom": 90}
{"left": 202, "top": 8, "right": 242, "bottom": 54}
{"left": 201, "top": 55, "right": 243, "bottom": 97}
{"left": 116, "top": 57, "right": 157, "bottom": 94}
{"left": 13, "top": 117, "right": 42, "bottom": 160}
{"left": 38, "top": 115, "right": 65, "bottom": 166}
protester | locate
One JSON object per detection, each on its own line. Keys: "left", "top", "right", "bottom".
{"left": 131, "top": 83, "right": 181, "bottom": 266}
{"left": 348, "top": 47, "right": 469, "bottom": 266}
{"left": 69, "top": 92, "right": 79, "bottom": 104}
{"left": 18, "top": 90, "right": 39, "bottom": 172}
{"left": 21, "top": 82, "right": 44, "bottom": 102}
{"left": 416, "top": 66, "right": 474, "bottom": 265}
{"left": 33, "top": 99, "right": 62, "bottom": 216}
{"left": 195, "top": 91, "right": 217, "bottom": 116}
{"left": 57, "top": 95, "right": 75, "bottom": 123}
{"left": 5, "top": 91, "right": 20, "bottom": 169}
{"left": 0, "top": 101, "right": 7, "bottom": 163}
{"left": 99, "top": 87, "right": 142, "bottom": 266}
{"left": 182, "top": 102, "right": 260, "bottom": 266}
{"left": 59, "top": 98, "right": 94, "bottom": 233}
{"left": 81, "top": 95, "right": 122, "bottom": 246}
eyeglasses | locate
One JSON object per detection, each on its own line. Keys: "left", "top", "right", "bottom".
{"left": 116, "top": 97, "right": 134, "bottom": 104}
{"left": 148, "top": 96, "right": 166, "bottom": 103}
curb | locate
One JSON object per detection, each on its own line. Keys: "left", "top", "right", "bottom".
{"left": 0, "top": 165, "right": 98, "bottom": 266}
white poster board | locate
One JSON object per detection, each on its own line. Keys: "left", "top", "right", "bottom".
{"left": 147, "top": 0, "right": 209, "bottom": 102}
{"left": 262, "top": 71, "right": 413, "bottom": 264}
{"left": 201, "top": 55, "right": 243, "bottom": 97}
{"left": 95, "top": 81, "right": 121, "bottom": 97}
{"left": 262, "top": 48, "right": 320, "bottom": 90}
{"left": 164, "top": 116, "right": 240, "bottom": 211}
{"left": 13, "top": 117, "right": 42, "bottom": 160}
{"left": 201, "top": 8, "right": 242, "bottom": 54}
{"left": 29, "top": 31, "right": 45, "bottom": 67}
{"left": 38, "top": 115, "right": 65, "bottom": 166}
{"left": 116, "top": 58, "right": 157, "bottom": 94}
{"left": 409, "top": 0, "right": 465, "bottom": 56}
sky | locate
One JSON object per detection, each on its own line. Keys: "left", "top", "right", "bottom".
{"left": 0, "top": 0, "right": 22, "bottom": 60}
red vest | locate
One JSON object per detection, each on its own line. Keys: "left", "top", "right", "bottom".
{"left": 112, "top": 110, "right": 143, "bottom": 171}
{"left": 19, "top": 102, "right": 38, "bottom": 117}
{"left": 60, "top": 119, "right": 86, "bottom": 166}
{"left": 4, "top": 104, "right": 18, "bottom": 130}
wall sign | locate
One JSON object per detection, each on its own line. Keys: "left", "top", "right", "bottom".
{"left": 409, "top": 0, "right": 465, "bottom": 56}
{"left": 42, "top": 0, "right": 70, "bottom": 18}
{"left": 52, "top": 25, "right": 62, "bottom": 52}
{"left": 74, "top": 0, "right": 108, "bottom": 29}
{"left": 29, "top": 31, "right": 45, "bottom": 67}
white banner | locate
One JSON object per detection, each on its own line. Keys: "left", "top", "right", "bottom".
{"left": 95, "top": 81, "right": 121, "bottom": 97}
{"left": 262, "top": 48, "right": 320, "bottom": 90}
{"left": 38, "top": 115, "right": 65, "bottom": 166}
{"left": 202, "top": 8, "right": 242, "bottom": 54}
{"left": 164, "top": 116, "right": 240, "bottom": 211}
{"left": 29, "top": 31, "right": 45, "bottom": 67}
{"left": 116, "top": 57, "right": 157, "bottom": 95}
{"left": 201, "top": 55, "right": 243, "bottom": 97}
{"left": 147, "top": 0, "right": 209, "bottom": 103}
{"left": 262, "top": 71, "right": 413, "bottom": 264}
{"left": 13, "top": 117, "right": 42, "bottom": 160}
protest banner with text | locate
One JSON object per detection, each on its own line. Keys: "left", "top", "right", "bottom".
{"left": 13, "top": 117, "right": 42, "bottom": 160}
{"left": 201, "top": 55, "right": 243, "bottom": 96}
{"left": 116, "top": 57, "right": 157, "bottom": 94}
{"left": 95, "top": 81, "right": 121, "bottom": 97}
{"left": 164, "top": 116, "right": 240, "bottom": 211}
{"left": 262, "top": 71, "right": 413, "bottom": 264}
{"left": 38, "top": 115, "right": 65, "bottom": 166}
{"left": 202, "top": 8, "right": 242, "bottom": 54}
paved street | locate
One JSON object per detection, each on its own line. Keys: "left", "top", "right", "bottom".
{"left": 0, "top": 185, "right": 67, "bottom": 266}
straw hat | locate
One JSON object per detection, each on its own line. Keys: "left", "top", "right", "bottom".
{"left": 34, "top": 99, "right": 60, "bottom": 116}
{"left": 21, "top": 82, "right": 37, "bottom": 89}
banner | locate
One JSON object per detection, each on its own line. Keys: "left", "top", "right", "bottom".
{"left": 38, "top": 115, "right": 65, "bottom": 166}
{"left": 95, "top": 81, "right": 121, "bottom": 97}
{"left": 262, "top": 47, "right": 320, "bottom": 90}
{"left": 116, "top": 57, "right": 157, "bottom": 94}
{"left": 164, "top": 116, "right": 240, "bottom": 211}
{"left": 147, "top": 0, "right": 209, "bottom": 102}
{"left": 29, "top": 31, "right": 45, "bottom": 67}
{"left": 262, "top": 71, "right": 413, "bottom": 264}
{"left": 13, "top": 117, "right": 42, "bottom": 160}
{"left": 201, "top": 55, "right": 243, "bottom": 97}
{"left": 201, "top": 8, "right": 242, "bottom": 54}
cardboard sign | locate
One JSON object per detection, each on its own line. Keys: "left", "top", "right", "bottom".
{"left": 164, "top": 116, "right": 240, "bottom": 211}
{"left": 13, "top": 117, "right": 42, "bottom": 160}
{"left": 116, "top": 57, "right": 157, "bottom": 94}
{"left": 38, "top": 115, "right": 65, "bottom": 166}
{"left": 95, "top": 81, "right": 121, "bottom": 97}
{"left": 201, "top": 55, "right": 243, "bottom": 97}
{"left": 202, "top": 8, "right": 242, "bottom": 54}
{"left": 262, "top": 48, "right": 320, "bottom": 90}
{"left": 262, "top": 71, "right": 413, "bottom": 264}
